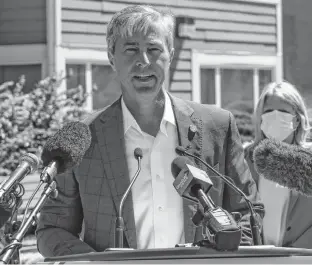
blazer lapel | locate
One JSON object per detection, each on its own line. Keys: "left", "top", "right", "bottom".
{"left": 170, "top": 95, "right": 203, "bottom": 244}
{"left": 93, "top": 99, "right": 137, "bottom": 249}
{"left": 286, "top": 190, "right": 300, "bottom": 224}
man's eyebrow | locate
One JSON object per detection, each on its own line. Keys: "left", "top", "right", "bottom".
{"left": 123, "top": 41, "right": 138, "bottom": 46}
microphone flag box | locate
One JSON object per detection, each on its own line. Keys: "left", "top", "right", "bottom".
{"left": 173, "top": 164, "right": 213, "bottom": 203}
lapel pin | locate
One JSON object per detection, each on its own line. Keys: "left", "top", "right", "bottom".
{"left": 188, "top": 125, "right": 197, "bottom": 141}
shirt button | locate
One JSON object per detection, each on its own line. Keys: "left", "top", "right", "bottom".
{"left": 158, "top": 206, "right": 164, "bottom": 211}
{"left": 156, "top": 175, "right": 161, "bottom": 180}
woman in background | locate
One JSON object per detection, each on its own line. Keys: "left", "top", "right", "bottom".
{"left": 244, "top": 81, "right": 312, "bottom": 248}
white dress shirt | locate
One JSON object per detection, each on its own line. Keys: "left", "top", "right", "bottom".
{"left": 259, "top": 175, "right": 291, "bottom": 246}
{"left": 121, "top": 92, "right": 185, "bottom": 249}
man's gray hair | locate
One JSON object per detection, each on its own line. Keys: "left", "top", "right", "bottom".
{"left": 106, "top": 5, "right": 175, "bottom": 54}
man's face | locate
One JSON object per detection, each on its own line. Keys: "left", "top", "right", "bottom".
{"left": 109, "top": 23, "right": 174, "bottom": 99}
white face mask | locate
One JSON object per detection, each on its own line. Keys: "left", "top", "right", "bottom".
{"left": 260, "top": 110, "right": 296, "bottom": 141}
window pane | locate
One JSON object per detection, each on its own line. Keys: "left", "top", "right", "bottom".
{"left": 221, "top": 69, "right": 253, "bottom": 111}
{"left": 200, "top": 68, "right": 215, "bottom": 104}
{"left": 221, "top": 69, "right": 254, "bottom": 143}
{"left": 259, "top": 69, "right": 272, "bottom": 94}
{"left": 66, "top": 64, "right": 86, "bottom": 91}
{"left": 91, "top": 65, "right": 120, "bottom": 109}
{"left": 0, "top": 64, "right": 41, "bottom": 93}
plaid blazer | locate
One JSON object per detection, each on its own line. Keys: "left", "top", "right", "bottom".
{"left": 36, "top": 94, "right": 263, "bottom": 257}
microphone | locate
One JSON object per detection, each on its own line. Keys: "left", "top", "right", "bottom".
{"left": 171, "top": 156, "right": 215, "bottom": 207}
{"left": 0, "top": 153, "right": 39, "bottom": 202}
{"left": 253, "top": 138, "right": 312, "bottom": 196}
{"left": 40, "top": 121, "right": 92, "bottom": 182}
{"left": 175, "top": 146, "right": 262, "bottom": 246}
{"left": 171, "top": 156, "right": 242, "bottom": 251}
{"left": 115, "top": 148, "right": 143, "bottom": 249}
{"left": 0, "top": 123, "right": 91, "bottom": 264}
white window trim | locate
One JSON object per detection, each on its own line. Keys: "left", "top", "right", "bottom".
{"left": 231, "top": 0, "right": 280, "bottom": 4}
{"left": 63, "top": 48, "right": 110, "bottom": 111}
{"left": 276, "top": 1, "right": 283, "bottom": 82}
{"left": 192, "top": 52, "right": 280, "bottom": 108}
{"left": 0, "top": 44, "right": 46, "bottom": 78}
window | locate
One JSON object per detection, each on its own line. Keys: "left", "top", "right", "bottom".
{"left": 200, "top": 67, "right": 273, "bottom": 110}
{"left": 259, "top": 69, "right": 272, "bottom": 94}
{"left": 66, "top": 64, "right": 86, "bottom": 92}
{"left": 91, "top": 65, "right": 119, "bottom": 110}
{"left": 66, "top": 63, "right": 118, "bottom": 110}
{"left": 194, "top": 53, "right": 278, "bottom": 110}
{"left": 221, "top": 69, "right": 253, "bottom": 110}
{"left": 200, "top": 68, "right": 215, "bottom": 104}
{"left": 0, "top": 64, "right": 42, "bottom": 93}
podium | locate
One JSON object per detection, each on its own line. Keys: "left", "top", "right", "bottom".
{"left": 41, "top": 246, "right": 312, "bottom": 264}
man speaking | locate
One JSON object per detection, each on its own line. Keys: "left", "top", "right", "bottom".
{"left": 36, "top": 5, "right": 264, "bottom": 257}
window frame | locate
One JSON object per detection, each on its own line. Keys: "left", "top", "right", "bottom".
{"left": 191, "top": 52, "right": 280, "bottom": 109}
{"left": 63, "top": 48, "right": 111, "bottom": 111}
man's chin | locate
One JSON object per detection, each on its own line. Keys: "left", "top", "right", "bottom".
{"left": 133, "top": 85, "right": 160, "bottom": 94}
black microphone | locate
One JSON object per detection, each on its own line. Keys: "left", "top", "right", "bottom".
{"left": 114, "top": 148, "right": 143, "bottom": 249}
{"left": 171, "top": 156, "right": 215, "bottom": 207}
{"left": 40, "top": 121, "right": 92, "bottom": 182}
{"left": 175, "top": 146, "right": 262, "bottom": 246}
{"left": 0, "top": 153, "right": 39, "bottom": 202}
{"left": 171, "top": 156, "right": 242, "bottom": 251}
{"left": 253, "top": 138, "right": 312, "bottom": 196}
{"left": 0, "top": 207, "right": 13, "bottom": 229}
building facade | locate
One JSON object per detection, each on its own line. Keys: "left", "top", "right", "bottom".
{"left": 0, "top": 0, "right": 282, "bottom": 255}
{"left": 283, "top": 0, "right": 312, "bottom": 110}
{"left": 0, "top": 0, "right": 282, "bottom": 113}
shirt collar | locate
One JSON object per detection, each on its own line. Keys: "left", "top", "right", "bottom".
{"left": 160, "top": 92, "right": 176, "bottom": 136}
{"left": 121, "top": 97, "right": 141, "bottom": 135}
{"left": 121, "top": 91, "right": 176, "bottom": 136}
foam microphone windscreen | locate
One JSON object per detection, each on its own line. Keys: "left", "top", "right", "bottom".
{"left": 41, "top": 121, "right": 92, "bottom": 174}
{"left": 253, "top": 138, "right": 312, "bottom": 196}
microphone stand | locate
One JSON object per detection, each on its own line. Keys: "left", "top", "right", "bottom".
{"left": 0, "top": 180, "right": 58, "bottom": 264}
{"left": 0, "top": 181, "right": 26, "bottom": 264}
{"left": 178, "top": 148, "right": 262, "bottom": 246}
{"left": 114, "top": 155, "right": 142, "bottom": 249}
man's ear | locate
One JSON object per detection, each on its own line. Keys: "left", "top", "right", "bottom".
{"left": 169, "top": 48, "right": 175, "bottom": 64}
{"left": 108, "top": 51, "right": 116, "bottom": 71}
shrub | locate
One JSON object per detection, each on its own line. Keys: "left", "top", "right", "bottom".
{"left": 0, "top": 75, "right": 90, "bottom": 176}
{"left": 225, "top": 100, "right": 255, "bottom": 143}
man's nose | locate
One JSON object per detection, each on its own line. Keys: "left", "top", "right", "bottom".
{"left": 136, "top": 52, "right": 150, "bottom": 68}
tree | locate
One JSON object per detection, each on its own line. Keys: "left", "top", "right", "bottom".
{"left": 0, "top": 75, "right": 90, "bottom": 176}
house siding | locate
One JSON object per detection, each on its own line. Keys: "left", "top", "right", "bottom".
{"left": 283, "top": 0, "right": 312, "bottom": 109}
{"left": 0, "top": 0, "right": 47, "bottom": 45}
{"left": 61, "top": 0, "right": 278, "bottom": 99}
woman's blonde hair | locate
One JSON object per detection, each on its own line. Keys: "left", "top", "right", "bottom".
{"left": 253, "top": 81, "right": 311, "bottom": 147}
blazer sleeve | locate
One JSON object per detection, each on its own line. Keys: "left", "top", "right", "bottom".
{"left": 36, "top": 168, "right": 95, "bottom": 257}
{"left": 221, "top": 112, "right": 265, "bottom": 245}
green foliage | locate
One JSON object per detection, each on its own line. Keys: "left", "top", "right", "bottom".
{"left": 0, "top": 75, "right": 90, "bottom": 176}
{"left": 225, "top": 100, "right": 255, "bottom": 143}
